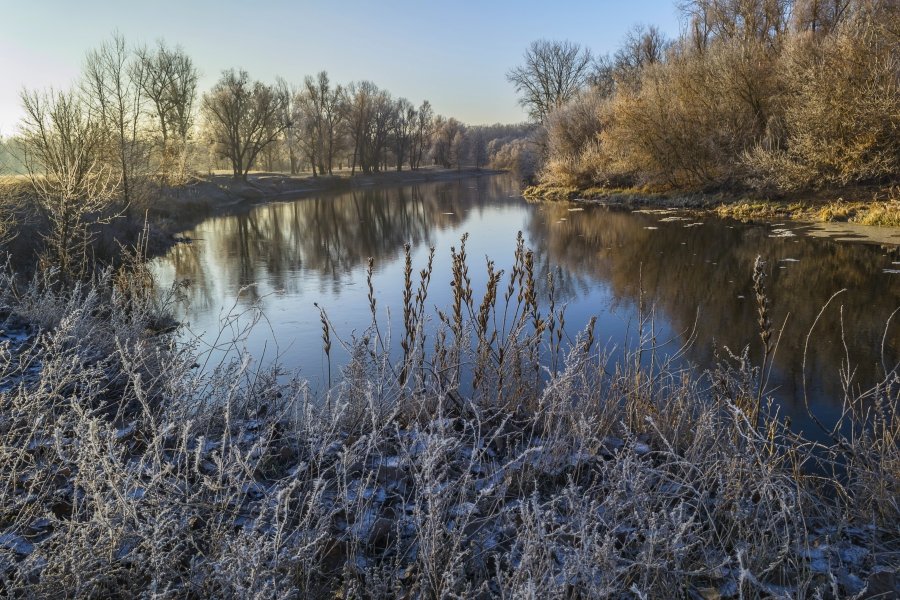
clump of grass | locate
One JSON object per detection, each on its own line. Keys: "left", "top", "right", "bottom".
{"left": 815, "top": 202, "right": 857, "bottom": 222}
{"left": 0, "top": 240, "right": 897, "bottom": 598}
{"left": 715, "top": 200, "right": 794, "bottom": 221}
{"left": 522, "top": 182, "right": 581, "bottom": 202}
{"left": 715, "top": 194, "right": 900, "bottom": 228}
{"left": 853, "top": 201, "right": 900, "bottom": 227}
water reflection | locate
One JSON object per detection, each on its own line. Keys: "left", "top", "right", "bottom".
{"left": 525, "top": 204, "right": 900, "bottom": 424}
{"left": 153, "top": 174, "right": 900, "bottom": 435}
{"left": 164, "top": 177, "right": 515, "bottom": 311}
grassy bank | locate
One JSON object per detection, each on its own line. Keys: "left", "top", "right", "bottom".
{"left": 524, "top": 181, "right": 900, "bottom": 228}
{"left": 715, "top": 197, "right": 900, "bottom": 228}
{"left": 0, "top": 240, "right": 896, "bottom": 598}
{"left": 522, "top": 181, "right": 712, "bottom": 208}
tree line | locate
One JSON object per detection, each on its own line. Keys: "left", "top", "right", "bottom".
{"left": 8, "top": 33, "right": 531, "bottom": 190}
{"left": 509, "top": 0, "right": 900, "bottom": 194}
{"left": 0, "top": 33, "right": 533, "bottom": 278}
{"left": 202, "top": 72, "right": 436, "bottom": 179}
{"left": 203, "top": 75, "right": 535, "bottom": 180}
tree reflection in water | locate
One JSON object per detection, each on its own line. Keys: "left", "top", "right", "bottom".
{"left": 153, "top": 175, "right": 900, "bottom": 435}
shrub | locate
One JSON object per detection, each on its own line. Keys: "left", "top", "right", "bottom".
{"left": 534, "top": 0, "right": 900, "bottom": 196}
{"left": 745, "top": 8, "right": 900, "bottom": 190}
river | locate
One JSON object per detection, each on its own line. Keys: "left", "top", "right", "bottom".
{"left": 152, "top": 173, "right": 900, "bottom": 436}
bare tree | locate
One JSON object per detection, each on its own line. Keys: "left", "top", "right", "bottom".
{"left": 792, "top": 0, "right": 854, "bottom": 34}
{"left": 342, "top": 81, "right": 376, "bottom": 175}
{"left": 369, "top": 89, "right": 394, "bottom": 172}
{"left": 507, "top": 40, "right": 594, "bottom": 123}
{"left": 201, "top": 69, "right": 288, "bottom": 180}
{"left": 410, "top": 100, "right": 434, "bottom": 169}
{"left": 294, "top": 71, "right": 345, "bottom": 176}
{"left": 275, "top": 78, "right": 300, "bottom": 174}
{"left": 136, "top": 40, "right": 198, "bottom": 182}
{"left": 295, "top": 78, "right": 323, "bottom": 176}
{"left": 339, "top": 82, "right": 395, "bottom": 174}
{"left": 19, "top": 88, "right": 120, "bottom": 277}
{"left": 432, "top": 117, "right": 465, "bottom": 168}
{"left": 81, "top": 33, "right": 146, "bottom": 210}
{"left": 678, "top": 0, "right": 791, "bottom": 47}
{"left": 613, "top": 25, "right": 670, "bottom": 89}
{"left": 391, "top": 98, "right": 416, "bottom": 172}
{"left": 450, "top": 131, "right": 466, "bottom": 169}
{"left": 430, "top": 115, "right": 448, "bottom": 167}
{"left": 589, "top": 54, "right": 618, "bottom": 99}
{"left": 318, "top": 72, "right": 344, "bottom": 175}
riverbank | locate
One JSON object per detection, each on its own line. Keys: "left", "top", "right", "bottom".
{"left": 523, "top": 181, "right": 900, "bottom": 228}
{"left": 159, "top": 166, "right": 503, "bottom": 211}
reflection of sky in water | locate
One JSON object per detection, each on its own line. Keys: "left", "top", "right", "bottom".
{"left": 152, "top": 175, "right": 900, "bottom": 437}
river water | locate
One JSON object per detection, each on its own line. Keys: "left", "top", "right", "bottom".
{"left": 152, "top": 174, "right": 900, "bottom": 435}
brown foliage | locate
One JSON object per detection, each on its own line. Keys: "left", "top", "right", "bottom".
{"left": 539, "top": 0, "right": 899, "bottom": 194}
{"left": 745, "top": 6, "right": 900, "bottom": 189}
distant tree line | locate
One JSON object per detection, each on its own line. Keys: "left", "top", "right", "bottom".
{"left": 5, "top": 33, "right": 532, "bottom": 190}
{"left": 0, "top": 33, "right": 535, "bottom": 277}
{"left": 200, "top": 71, "right": 535, "bottom": 180}
{"left": 4, "top": 32, "right": 539, "bottom": 193}
{"left": 510, "top": 0, "right": 900, "bottom": 193}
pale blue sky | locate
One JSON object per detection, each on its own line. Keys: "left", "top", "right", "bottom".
{"left": 0, "top": 0, "right": 682, "bottom": 134}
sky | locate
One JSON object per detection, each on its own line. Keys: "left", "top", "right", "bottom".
{"left": 0, "top": 0, "right": 682, "bottom": 135}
